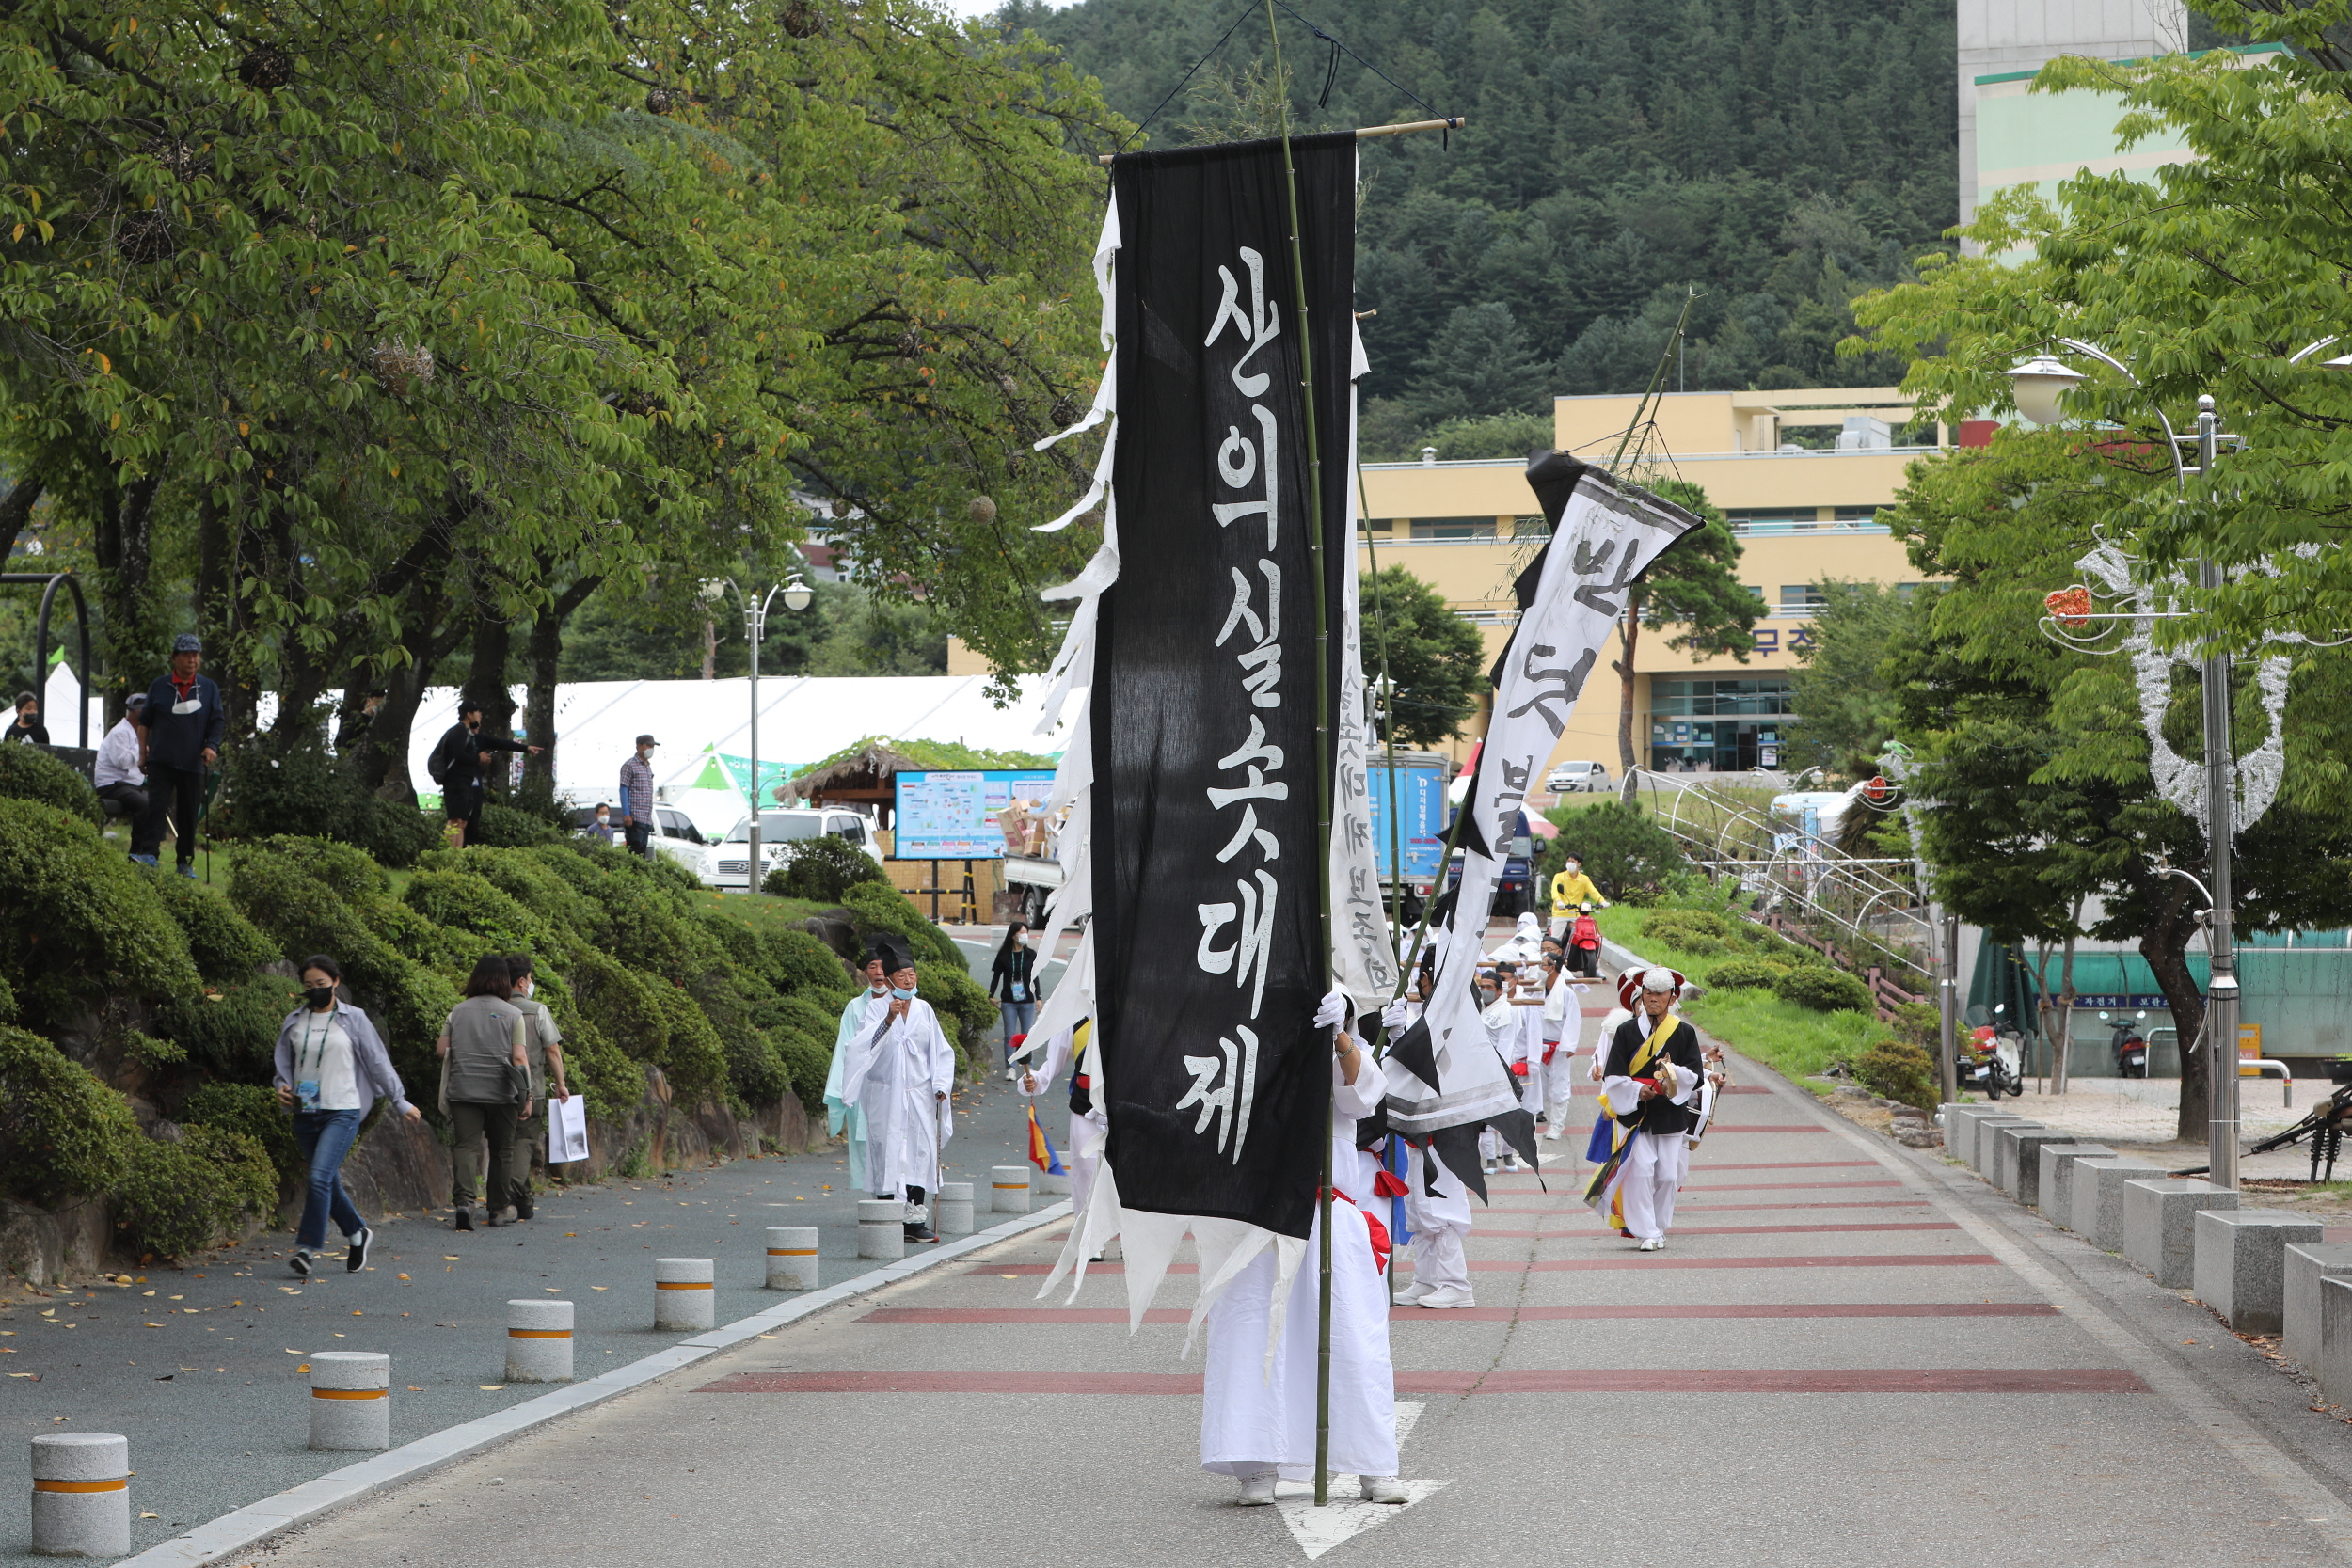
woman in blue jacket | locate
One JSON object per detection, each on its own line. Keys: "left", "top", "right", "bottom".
{"left": 272, "top": 954, "right": 421, "bottom": 1278}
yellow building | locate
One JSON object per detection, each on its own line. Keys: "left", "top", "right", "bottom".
{"left": 1356, "top": 387, "right": 1937, "bottom": 778}
{"left": 948, "top": 385, "right": 1942, "bottom": 780}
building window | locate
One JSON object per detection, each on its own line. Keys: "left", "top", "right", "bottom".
{"left": 1779, "top": 584, "right": 1826, "bottom": 616}
{"left": 1512, "top": 515, "right": 1549, "bottom": 538}
{"left": 1724, "top": 509, "right": 1813, "bottom": 535}
{"left": 1745, "top": 584, "right": 1766, "bottom": 599}
{"left": 1362, "top": 516, "right": 1398, "bottom": 535}
{"left": 1412, "top": 517, "right": 1496, "bottom": 541}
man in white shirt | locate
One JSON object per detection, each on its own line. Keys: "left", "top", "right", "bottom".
{"left": 93, "top": 694, "right": 149, "bottom": 832}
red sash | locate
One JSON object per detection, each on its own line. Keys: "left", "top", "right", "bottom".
{"left": 1326, "top": 1188, "right": 1392, "bottom": 1275}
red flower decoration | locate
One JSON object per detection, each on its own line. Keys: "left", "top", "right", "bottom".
{"left": 2044, "top": 585, "right": 2093, "bottom": 627}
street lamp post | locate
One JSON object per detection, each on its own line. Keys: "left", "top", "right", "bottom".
{"left": 2003, "top": 343, "right": 2341, "bottom": 1188}
{"left": 702, "top": 575, "right": 813, "bottom": 893}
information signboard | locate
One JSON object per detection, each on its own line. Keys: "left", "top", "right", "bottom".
{"left": 891, "top": 769, "right": 1057, "bottom": 860}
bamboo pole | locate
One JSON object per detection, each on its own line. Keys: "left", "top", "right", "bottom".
{"left": 1095, "top": 116, "right": 1463, "bottom": 163}
{"left": 1261, "top": 0, "right": 1337, "bottom": 1510}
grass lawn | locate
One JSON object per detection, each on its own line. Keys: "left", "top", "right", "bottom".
{"left": 1593, "top": 902, "right": 1894, "bottom": 1091}
{"left": 699, "top": 890, "right": 834, "bottom": 932}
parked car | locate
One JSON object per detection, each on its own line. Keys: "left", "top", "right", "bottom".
{"left": 1544, "top": 759, "right": 1613, "bottom": 794}
{"left": 708, "top": 807, "right": 882, "bottom": 890}
{"left": 570, "top": 803, "right": 711, "bottom": 879}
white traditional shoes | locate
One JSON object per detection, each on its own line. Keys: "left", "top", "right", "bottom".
{"left": 1636, "top": 1236, "right": 1665, "bottom": 1252}
{"left": 1417, "top": 1284, "right": 1475, "bottom": 1309}
{"left": 1393, "top": 1277, "right": 1433, "bottom": 1306}
{"left": 1237, "top": 1470, "right": 1278, "bottom": 1506}
{"left": 1360, "top": 1475, "right": 1408, "bottom": 1504}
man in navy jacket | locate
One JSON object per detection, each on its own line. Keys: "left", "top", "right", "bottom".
{"left": 132, "top": 634, "right": 224, "bottom": 877}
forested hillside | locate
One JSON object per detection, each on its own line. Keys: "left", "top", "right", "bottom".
{"left": 1000, "top": 0, "right": 1956, "bottom": 453}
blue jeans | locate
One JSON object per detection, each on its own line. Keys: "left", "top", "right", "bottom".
{"left": 999, "top": 999, "right": 1037, "bottom": 1060}
{"left": 292, "top": 1109, "right": 367, "bottom": 1253}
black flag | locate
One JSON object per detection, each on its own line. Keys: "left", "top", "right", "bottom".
{"left": 1091, "top": 134, "right": 1355, "bottom": 1242}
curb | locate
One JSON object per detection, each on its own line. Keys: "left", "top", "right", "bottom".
{"left": 119, "top": 1200, "right": 1075, "bottom": 1568}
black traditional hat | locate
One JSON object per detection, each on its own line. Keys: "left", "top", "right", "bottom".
{"left": 866, "top": 937, "right": 913, "bottom": 974}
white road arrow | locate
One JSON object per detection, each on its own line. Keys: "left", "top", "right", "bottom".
{"left": 1272, "top": 1402, "right": 1450, "bottom": 1560}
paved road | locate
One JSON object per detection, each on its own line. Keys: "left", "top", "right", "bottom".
{"left": 0, "top": 1069, "right": 1044, "bottom": 1567}
{"left": 234, "top": 1019, "right": 2352, "bottom": 1568}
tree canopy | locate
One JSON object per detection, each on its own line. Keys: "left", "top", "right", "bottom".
{"left": 1360, "top": 565, "right": 1485, "bottom": 749}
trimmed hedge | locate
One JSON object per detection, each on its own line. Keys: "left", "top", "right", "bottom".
{"left": 1772, "top": 965, "right": 1876, "bottom": 1016}
{"left": 1706, "top": 957, "right": 1791, "bottom": 992}
{"left": 148, "top": 874, "right": 276, "bottom": 983}
{"left": 181, "top": 1081, "right": 302, "bottom": 1185}
{"left": 475, "top": 801, "right": 564, "bottom": 847}
{"left": 763, "top": 837, "right": 889, "bottom": 902}
{"left": 0, "top": 799, "right": 201, "bottom": 1023}
{"left": 0, "top": 742, "right": 103, "bottom": 826}
{"left": 0, "top": 1025, "right": 138, "bottom": 1207}
{"left": 1853, "top": 1038, "right": 1936, "bottom": 1109}
{"left": 116, "top": 1125, "right": 275, "bottom": 1261}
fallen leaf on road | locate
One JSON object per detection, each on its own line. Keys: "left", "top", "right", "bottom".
{"left": 589, "top": 1286, "right": 608, "bottom": 1291}
{"left": 296, "top": 1364, "right": 310, "bottom": 1372}
{"left": 443, "top": 1256, "right": 461, "bottom": 1261}
{"left": 479, "top": 1385, "right": 504, "bottom": 1390}
{"left": 397, "top": 1275, "right": 409, "bottom": 1281}
{"left": 407, "top": 1386, "right": 422, "bottom": 1391}
{"left": 282, "top": 1349, "right": 300, "bottom": 1354}
{"left": 141, "top": 1512, "right": 159, "bottom": 1519}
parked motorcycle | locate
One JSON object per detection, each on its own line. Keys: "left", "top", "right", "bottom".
{"left": 2102, "top": 1010, "right": 2150, "bottom": 1079}
{"left": 1961, "top": 1006, "right": 2025, "bottom": 1098}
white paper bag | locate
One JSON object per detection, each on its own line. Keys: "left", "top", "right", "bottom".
{"left": 548, "top": 1095, "right": 590, "bottom": 1164}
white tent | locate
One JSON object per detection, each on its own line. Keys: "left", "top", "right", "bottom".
{"left": 404, "top": 674, "right": 1072, "bottom": 835}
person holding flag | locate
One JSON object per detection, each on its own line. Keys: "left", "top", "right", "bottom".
{"left": 1586, "top": 967, "right": 1708, "bottom": 1251}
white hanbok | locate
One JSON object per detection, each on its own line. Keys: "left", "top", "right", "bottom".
{"left": 1401, "top": 1139, "right": 1473, "bottom": 1297}
{"left": 1540, "top": 972, "right": 1580, "bottom": 1137}
{"left": 1596, "top": 1012, "right": 1705, "bottom": 1243}
{"left": 823, "top": 990, "right": 887, "bottom": 1191}
{"left": 835, "top": 995, "right": 956, "bottom": 1200}
{"left": 1201, "top": 1052, "right": 1397, "bottom": 1483}
{"left": 1015, "top": 1025, "right": 1107, "bottom": 1220}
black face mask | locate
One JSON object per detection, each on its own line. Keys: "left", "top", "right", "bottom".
{"left": 305, "top": 986, "right": 337, "bottom": 1010}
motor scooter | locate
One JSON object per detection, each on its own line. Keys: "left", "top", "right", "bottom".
{"left": 1959, "top": 1006, "right": 2025, "bottom": 1098}
{"left": 2102, "top": 1009, "right": 2150, "bottom": 1078}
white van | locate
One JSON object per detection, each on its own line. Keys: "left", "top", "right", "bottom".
{"left": 707, "top": 808, "right": 882, "bottom": 891}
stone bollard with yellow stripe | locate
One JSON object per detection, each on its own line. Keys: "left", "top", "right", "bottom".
{"left": 309, "top": 1352, "right": 391, "bottom": 1451}
{"left": 30, "top": 1433, "right": 131, "bottom": 1558}
{"left": 857, "top": 1199, "right": 903, "bottom": 1260}
{"left": 934, "top": 1181, "right": 974, "bottom": 1236}
{"left": 505, "top": 1299, "right": 574, "bottom": 1382}
{"left": 654, "top": 1257, "right": 715, "bottom": 1330}
{"left": 991, "top": 1165, "right": 1030, "bottom": 1214}
{"left": 766, "top": 1227, "right": 818, "bottom": 1291}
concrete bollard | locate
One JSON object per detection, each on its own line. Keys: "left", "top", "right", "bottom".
{"left": 2194, "top": 1210, "right": 2324, "bottom": 1336}
{"left": 308, "top": 1352, "right": 391, "bottom": 1451}
{"left": 934, "top": 1181, "right": 975, "bottom": 1237}
{"left": 1941, "top": 1103, "right": 2002, "bottom": 1164}
{"left": 2122, "top": 1180, "right": 2237, "bottom": 1289}
{"left": 505, "top": 1299, "right": 574, "bottom": 1383}
{"left": 653, "top": 1258, "right": 716, "bottom": 1331}
{"left": 766, "top": 1227, "right": 819, "bottom": 1291}
{"left": 2322, "top": 1277, "right": 2352, "bottom": 1406}
{"left": 1997, "top": 1127, "right": 2074, "bottom": 1203}
{"left": 2037, "top": 1143, "right": 2115, "bottom": 1225}
{"left": 991, "top": 1165, "right": 1031, "bottom": 1214}
{"left": 1985, "top": 1122, "right": 2048, "bottom": 1196}
{"left": 2071, "top": 1157, "right": 2164, "bottom": 1250}
{"left": 1967, "top": 1116, "right": 2033, "bottom": 1174}
{"left": 2284, "top": 1243, "right": 2352, "bottom": 1370}
{"left": 1038, "top": 1168, "right": 1073, "bottom": 1196}
{"left": 858, "top": 1199, "right": 904, "bottom": 1261}
{"left": 30, "top": 1433, "right": 131, "bottom": 1558}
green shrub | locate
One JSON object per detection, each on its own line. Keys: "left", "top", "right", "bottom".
{"left": 352, "top": 796, "right": 440, "bottom": 868}
{"left": 723, "top": 1027, "right": 793, "bottom": 1106}
{"left": 444, "top": 847, "right": 600, "bottom": 937}
{"left": 1707, "top": 957, "right": 1791, "bottom": 991}
{"left": 402, "top": 869, "right": 559, "bottom": 958}
{"left": 571, "top": 949, "right": 671, "bottom": 1060}
{"left": 115, "top": 1125, "right": 275, "bottom": 1260}
{"left": 234, "top": 835, "right": 389, "bottom": 905}
{"left": 215, "top": 742, "right": 437, "bottom": 866}
{"left": 761, "top": 927, "right": 858, "bottom": 1001}
{"left": 475, "top": 801, "right": 564, "bottom": 847}
{"left": 1890, "top": 1001, "right": 1940, "bottom": 1052}
{"left": 181, "top": 1082, "right": 302, "bottom": 1185}
{"left": 153, "top": 974, "right": 303, "bottom": 1079}
{"left": 919, "top": 962, "right": 995, "bottom": 1065}
{"left": 124, "top": 1029, "right": 184, "bottom": 1069}
{"left": 644, "top": 980, "right": 727, "bottom": 1100}
{"left": 1641, "top": 909, "right": 1733, "bottom": 942}
{"left": 548, "top": 1015, "right": 640, "bottom": 1123}
{"left": 1853, "top": 1038, "right": 1937, "bottom": 1110}
{"left": 148, "top": 874, "right": 276, "bottom": 983}
{"left": 366, "top": 899, "right": 477, "bottom": 975}
{"left": 0, "top": 800, "right": 201, "bottom": 1022}
{"left": 1535, "top": 800, "right": 1689, "bottom": 898}
{"left": 774, "top": 1027, "right": 832, "bottom": 1114}
{"left": 0, "top": 742, "right": 103, "bottom": 826}
{"left": 840, "top": 881, "right": 962, "bottom": 970}
{"left": 0, "top": 1025, "right": 139, "bottom": 1205}
{"left": 0, "top": 972, "right": 14, "bottom": 1023}
{"left": 1773, "top": 965, "right": 1876, "bottom": 1015}
{"left": 763, "top": 837, "right": 889, "bottom": 902}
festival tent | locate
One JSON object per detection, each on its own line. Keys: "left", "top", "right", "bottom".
{"left": 401, "top": 674, "right": 1072, "bottom": 835}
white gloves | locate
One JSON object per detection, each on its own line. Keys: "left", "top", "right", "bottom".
{"left": 1313, "top": 989, "right": 1352, "bottom": 1032}
{"left": 1381, "top": 999, "right": 1414, "bottom": 1033}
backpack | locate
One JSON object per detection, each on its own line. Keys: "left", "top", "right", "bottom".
{"left": 426, "top": 726, "right": 462, "bottom": 786}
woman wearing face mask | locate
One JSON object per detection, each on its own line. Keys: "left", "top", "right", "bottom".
{"left": 272, "top": 955, "right": 421, "bottom": 1278}
{"left": 988, "top": 922, "right": 1040, "bottom": 1079}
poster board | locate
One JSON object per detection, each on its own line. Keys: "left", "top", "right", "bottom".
{"left": 891, "top": 769, "right": 1057, "bottom": 860}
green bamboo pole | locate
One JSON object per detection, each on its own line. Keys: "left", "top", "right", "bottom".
{"left": 1357, "top": 460, "right": 1406, "bottom": 982}
{"left": 1261, "top": 0, "right": 1336, "bottom": 1509}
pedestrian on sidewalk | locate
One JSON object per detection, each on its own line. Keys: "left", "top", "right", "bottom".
{"left": 617, "top": 735, "right": 658, "bottom": 859}
{"left": 1204, "top": 991, "right": 1406, "bottom": 1507}
{"left": 4, "top": 689, "right": 46, "bottom": 745}
{"left": 834, "top": 940, "right": 955, "bottom": 1245}
{"left": 437, "top": 954, "right": 531, "bottom": 1231}
{"left": 988, "top": 922, "right": 1038, "bottom": 1075}
{"left": 427, "top": 701, "right": 539, "bottom": 849}
{"left": 1539, "top": 951, "right": 1579, "bottom": 1143}
{"left": 502, "top": 954, "right": 571, "bottom": 1216}
{"left": 94, "top": 694, "right": 148, "bottom": 831}
{"left": 131, "top": 634, "right": 223, "bottom": 877}
{"left": 1547, "top": 853, "right": 1609, "bottom": 941}
{"left": 824, "top": 950, "right": 891, "bottom": 1192}
{"left": 273, "top": 955, "right": 420, "bottom": 1278}
{"left": 1589, "top": 966, "right": 1706, "bottom": 1252}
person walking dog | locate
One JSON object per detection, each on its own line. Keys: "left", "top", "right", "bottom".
{"left": 273, "top": 955, "right": 420, "bottom": 1278}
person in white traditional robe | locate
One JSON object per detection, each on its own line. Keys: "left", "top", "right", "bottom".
{"left": 1204, "top": 992, "right": 1405, "bottom": 1507}
{"left": 1594, "top": 967, "right": 1708, "bottom": 1251}
{"left": 1489, "top": 910, "right": 1546, "bottom": 965}
{"left": 1474, "top": 969, "right": 1523, "bottom": 1174}
{"left": 1540, "top": 953, "right": 1580, "bottom": 1146}
{"left": 835, "top": 944, "right": 957, "bottom": 1244}
{"left": 823, "top": 952, "right": 891, "bottom": 1191}
{"left": 1016, "top": 1021, "right": 1106, "bottom": 1223}
{"left": 1394, "top": 1135, "right": 1475, "bottom": 1310}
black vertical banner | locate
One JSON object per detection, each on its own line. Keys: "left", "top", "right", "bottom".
{"left": 1094, "top": 134, "right": 1355, "bottom": 1240}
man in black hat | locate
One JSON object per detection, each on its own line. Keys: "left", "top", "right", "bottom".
{"left": 617, "top": 733, "right": 658, "bottom": 859}
{"left": 132, "top": 635, "right": 224, "bottom": 877}
{"left": 835, "top": 939, "right": 957, "bottom": 1244}
{"left": 428, "top": 699, "right": 540, "bottom": 848}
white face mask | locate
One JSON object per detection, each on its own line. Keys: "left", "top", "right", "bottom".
{"left": 1017, "top": 933, "right": 1032, "bottom": 948}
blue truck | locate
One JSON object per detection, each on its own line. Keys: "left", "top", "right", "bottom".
{"left": 1365, "top": 749, "right": 1450, "bottom": 922}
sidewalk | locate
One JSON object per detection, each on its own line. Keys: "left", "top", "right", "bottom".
{"left": 228, "top": 1034, "right": 2352, "bottom": 1566}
